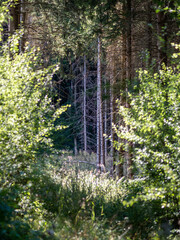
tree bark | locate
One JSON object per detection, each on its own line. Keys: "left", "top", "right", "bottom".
{"left": 97, "top": 38, "right": 101, "bottom": 172}
{"left": 74, "top": 78, "right": 78, "bottom": 156}
{"left": 110, "top": 60, "right": 116, "bottom": 175}
{"left": 9, "top": 0, "right": 20, "bottom": 34}
{"left": 147, "top": 1, "right": 152, "bottom": 67}
{"left": 126, "top": 0, "right": 133, "bottom": 179}
{"left": 8, "top": 0, "right": 26, "bottom": 52}
{"left": 104, "top": 77, "right": 108, "bottom": 158}
{"left": 97, "top": 37, "right": 105, "bottom": 172}
{"left": 157, "top": 9, "right": 168, "bottom": 67}
{"left": 83, "top": 55, "right": 87, "bottom": 152}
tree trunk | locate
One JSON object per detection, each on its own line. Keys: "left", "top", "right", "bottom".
{"left": 104, "top": 77, "right": 108, "bottom": 158}
{"left": 117, "top": 35, "right": 126, "bottom": 179}
{"left": 147, "top": 1, "right": 152, "bottom": 67}
{"left": 126, "top": 0, "right": 132, "bottom": 81}
{"left": 97, "top": 38, "right": 101, "bottom": 172}
{"left": 83, "top": 55, "right": 87, "bottom": 152}
{"left": 74, "top": 136, "right": 78, "bottom": 156}
{"left": 157, "top": 9, "right": 168, "bottom": 67}
{"left": 97, "top": 37, "right": 105, "bottom": 172}
{"left": 74, "top": 78, "right": 78, "bottom": 156}
{"left": 9, "top": 0, "right": 20, "bottom": 34}
{"left": 19, "top": 0, "right": 26, "bottom": 52}
{"left": 110, "top": 61, "right": 116, "bottom": 175}
{"left": 8, "top": 0, "right": 26, "bottom": 52}
{"left": 126, "top": 0, "right": 133, "bottom": 179}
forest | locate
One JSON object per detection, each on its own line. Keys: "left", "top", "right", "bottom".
{"left": 0, "top": 0, "right": 180, "bottom": 239}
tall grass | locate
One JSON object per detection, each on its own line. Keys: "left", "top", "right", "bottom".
{"left": 28, "top": 152, "right": 178, "bottom": 240}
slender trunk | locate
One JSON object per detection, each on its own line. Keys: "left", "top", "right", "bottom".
{"left": 126, "top": 0, "right": 132, "bottom": 81}
{"left": 100, "top": 87, "right": 105, "bottom": 172}
{"left": 126, "top": 0, "right": 133, "bottom": 179}
{"left": 104, "top": 78, "right": 107, "bottom": 158}
{"left": 83, "top": 55, "right": 87, "bottom": 152}
{"left": 74, "top": 137, "right": 78, "bottom": 156}
{"left": 147, "top": 1, "right": 152, "bottom": 67}
{"left": 117, "top": 35, "right": 126, "bottom": 179}
{"left": 9, "top": 0, "right": 19, "bottom": 39}
{"left": 97, "top": 38, "right": 101, "bottom": 172}
{"left": 157, "top": 9, "right": 168, "bottom": 67}
{"left": 110, "top": 69, "right": 116, "bottom": 175}
{"left": 97, "top": 37, "right": 105, "bottom": 172}
{"left": 8, "top": 0, "right": 26, "bottom": 52}
{"left": 110, "top": 83, "right": 113, "bottom": 155}
{"left": 74, "top": 79, "right": 78, "bottom": 155}
{"left": 19, "top": 0, "right": 23, "bottom": 52}
{"left": 122, "top": 34, "right": 126, "bottom": 177}
{"left": 19, "top": 0, "right": 26, "bottom": 52}
{"left": 9, "top": 0, "right": 20, "bottom": 33}
{"left": 70, "top": 55, "right": 78, "bottom": 156}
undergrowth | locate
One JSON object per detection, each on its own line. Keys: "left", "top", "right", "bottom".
{"left": 20, "top": 153, "right": 179, "bottom": 239}
{"left": 1, "top": 153, "right": 179, "bottom": 239}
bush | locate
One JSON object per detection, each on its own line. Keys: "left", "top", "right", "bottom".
{"left": 0, "top": 34, "right": 67, "bottom": 183}
{"left": 0, "top": 187, "right": 50, "bottom": 240}
{"left": 114, "top": 53, "right": 180, "bottom": 238}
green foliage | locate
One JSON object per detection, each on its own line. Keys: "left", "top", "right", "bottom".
{"left": 114, "top": 56, "right": 180, "bottom": 238}
{"left": 0, "top": 186, "right": 50, "bottom": 240}
{"left": 0, "top": 5, "right": 67, "bottom": 237}
{"left": 0, "top": 34, "right": 67, "bottom": 180}
{"left": 0, "top": 0, "right": 9, "bottom": 37}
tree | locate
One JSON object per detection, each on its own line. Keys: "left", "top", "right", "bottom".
{"left": 96, "top": 37, "right": 105, "bottom": 172}
{"left": 114, "top": 52, "right": 180, "bottom": 229}
{"left": 0, "top": 33, "right": 67, "bottom": 181}
{"left": 83, "top": 55, "right": 87, "bottom": 152}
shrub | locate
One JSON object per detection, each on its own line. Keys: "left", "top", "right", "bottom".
{"left": 0, "top": 34, "right": 67, "bottom": 183}
{"left": 114, "top": 54, "right": 180, "bottom": 238}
